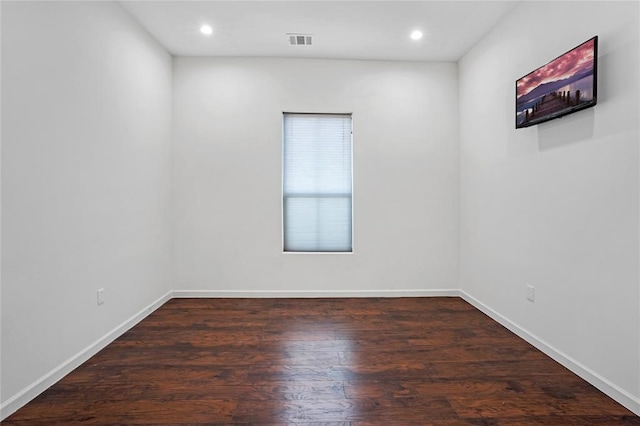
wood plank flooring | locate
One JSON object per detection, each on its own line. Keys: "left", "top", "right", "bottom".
{"left": 4, "top": 297, "right": 639, "bottom": 425}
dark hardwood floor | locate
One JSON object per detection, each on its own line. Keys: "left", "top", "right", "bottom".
{"left": 4, "top": 297, "right": 639, "bottom": 425}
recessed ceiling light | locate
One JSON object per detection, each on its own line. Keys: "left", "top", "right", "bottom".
{"left": 410, "top": 30, "right": 423, "bottom": 41}
{"left": 200, "top": 25, "right": 213, "bottom": 36}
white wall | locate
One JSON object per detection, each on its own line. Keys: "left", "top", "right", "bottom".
{"left": 1, "top": 0, "right": 173, "bottom": 411}
{"left": 0, "top": 0, "right": 3, "bottom": 411}
{"left": 459, "top": 0, "right": 639, "bottom": 408}
{"left": 173, "top": 58, "right": 459, "bottom": 294}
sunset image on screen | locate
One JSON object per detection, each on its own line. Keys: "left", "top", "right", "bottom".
{"left": 516, "top": 38, "right": 596, "bottom": 128}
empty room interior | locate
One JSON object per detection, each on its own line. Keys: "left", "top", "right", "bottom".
{"left": 1, "top": 0, "right": 640, "bottom": 423}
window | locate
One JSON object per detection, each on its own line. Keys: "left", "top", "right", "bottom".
{"left": 283, "top": 113, "right": 353, "bottom": 252}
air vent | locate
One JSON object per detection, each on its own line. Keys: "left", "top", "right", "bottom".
{"left": 287, "top": 34, "right": 313, "bottom": 46}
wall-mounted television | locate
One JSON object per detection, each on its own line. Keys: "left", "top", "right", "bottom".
{"left": 516, "top": 36, "right": 598, "bottom": 129}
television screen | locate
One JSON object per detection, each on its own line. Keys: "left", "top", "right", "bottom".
{"left": 516, "top": 36, "right": 598, "bottom": 128}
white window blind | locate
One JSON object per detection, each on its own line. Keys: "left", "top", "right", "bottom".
{"left": 283, "top": 113, "right": 353, "bottom": 252}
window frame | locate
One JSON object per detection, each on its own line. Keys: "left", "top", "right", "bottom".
{"left": 281, "top": 112, "right": 354, "bottom": 254}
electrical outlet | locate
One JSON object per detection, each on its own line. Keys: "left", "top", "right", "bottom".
{"left": 97, "top": 288, "right": 105, "bottom": 305}
{"left": 526, "top": 285, "right": 535, "bottom": 302}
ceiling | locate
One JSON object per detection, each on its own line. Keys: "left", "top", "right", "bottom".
{"left": 120, "top": 1, "right": 521, "bottom": 62}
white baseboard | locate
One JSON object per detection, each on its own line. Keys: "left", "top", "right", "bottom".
{"left": 460, "top": 290, "right": 640, "bottom": 417}
{"left": 0, "top": 291, "right": 172, "bottom": 421}
{"left": 171, "top": 289, "right": 461, "bottom": 298}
